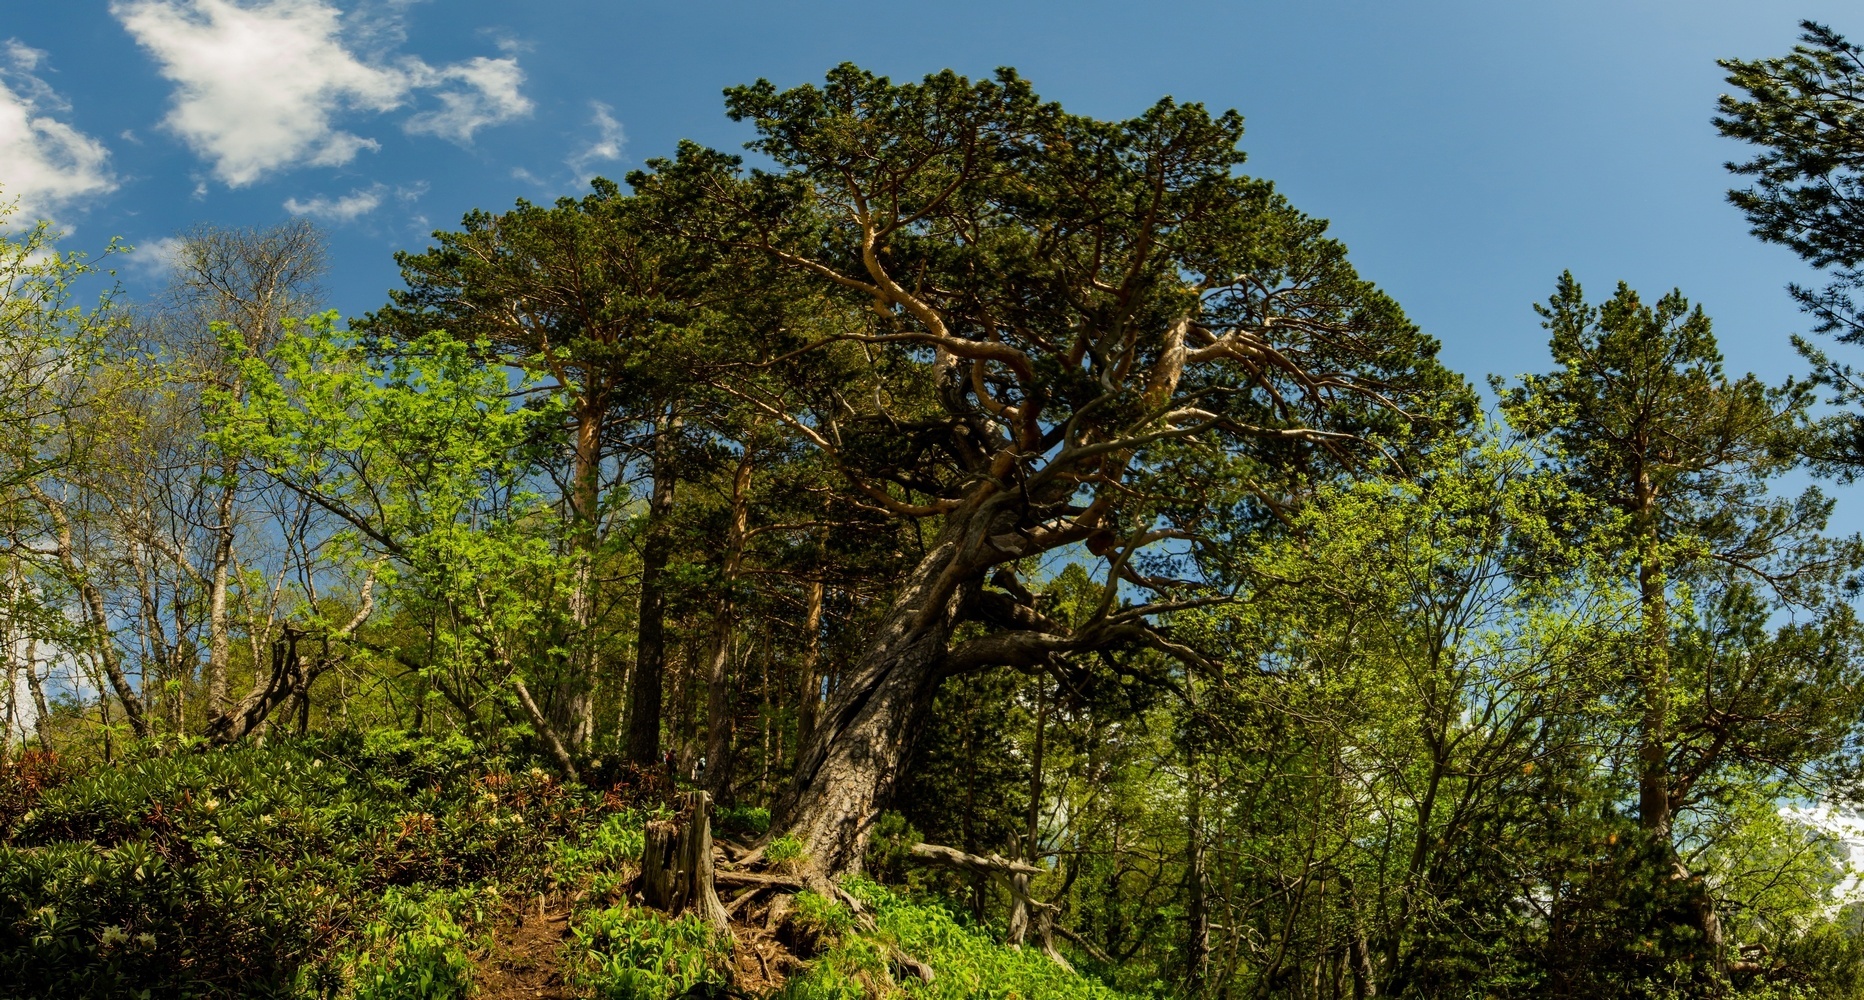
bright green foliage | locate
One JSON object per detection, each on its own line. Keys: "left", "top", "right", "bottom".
{"left": 0, "top": 733, "right": 607, "bottom": 997}
{"left": 210, "top": 317, "right": 574, "bottom": 741}
{"left": 568, "top": 906, "right": 729, "bottom": 999}
{"left": 776, "top": 880, "right": 1134, "bottom": 1000}
{"left": 343, "top": 888, "right": 483, "bottom": 1000}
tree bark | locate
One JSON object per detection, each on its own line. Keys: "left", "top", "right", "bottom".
{"left": 205, "top": 462, "right": 237, "bottom": 724}
{"left": 641, "top": 790, "right": 732, "bottom": 937}
{"left": 771, "top": 511, "right": 981, "bottom": 879}
{"left": 559, "top": 394, "right": 605, "bottom": 748}
{"left": 625, "top": 410, "right": 679, "bottom": 765}
{"left": 513, "top": 673, "right": 581, "bottom": 782}
{"left": 206, "top": 577, "right": 373, "bottom": 745}
{"left": 704, "top": 437, "right": 755, "bottom": 799}
{"left": 796, "top": 570, "right": 825, "bottom": 746}
{"left": 24, "top": 635, "right": 50, "bottom": 747}
{"left": 206, "top": 627, "right": 306, "bottom": 744}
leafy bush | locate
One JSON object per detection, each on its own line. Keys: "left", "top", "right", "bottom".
{"left": 716, "top": 805, "right": 771, "bottom": 838}
{"left": 0, "top": 732, "right": 615, "bottom": 997}
{"left": 342, "top": 887, "right": 484, "bottom": 1000}
{"left": 568, "top": 905, "right": 728, "bottom": 999}
{"left": 776, "top": 879, "right": 1134, "bottom": 1000}
{"left": 766, "top": 834, "right": 807, "bottom": 875}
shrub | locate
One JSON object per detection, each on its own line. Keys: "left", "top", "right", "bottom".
{"left": 0, "top": 732, "right": 612, "bottom": 997}
{"left": 342, "top": 887, "right": 484, "bottom": 1000}
{"left": 568, "top": 905, "right": 728, "bottom": 1000}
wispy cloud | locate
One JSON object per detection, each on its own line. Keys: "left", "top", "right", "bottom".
{"left": 404, "top": 55, "right": 531, "bottom": 144}
{"left": 567, "top": 102, "right": 624, "bottom": 181}
{"left": 283, "top": 183, "right": 386, "bottom": 222}
{"left": 0, "top": 40, "right": 116, "bottom": 221}
{"left": 112, "top": 0, "right": 532, "bottom": 187}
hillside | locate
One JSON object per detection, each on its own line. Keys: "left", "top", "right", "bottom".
{"left": 0, "top": 734, "right": 1131, "bottom": 999}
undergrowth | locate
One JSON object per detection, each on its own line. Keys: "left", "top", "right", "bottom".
{"left": 0, "top": 738, "right": 1132, "bottom": 1000}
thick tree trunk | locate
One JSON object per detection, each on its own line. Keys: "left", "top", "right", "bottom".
{"left": 625, "top": 411, "right": 679, "bottom": 765}
{"left": 771, "top": 513, "right": 979, "bottom": 879}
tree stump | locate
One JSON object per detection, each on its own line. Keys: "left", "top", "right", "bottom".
{"left": 640, "top": 790, "right": 732, "bottom": 938}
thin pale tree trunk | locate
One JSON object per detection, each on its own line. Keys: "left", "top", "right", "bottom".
{"left": 205, "top": 467, "right": 237, "bottom": 724}
{"left": 560, "top": 397, "right": 605, "bottom": 748}
{"left": 32, "top": 485, "right": 148, "bottom": 738}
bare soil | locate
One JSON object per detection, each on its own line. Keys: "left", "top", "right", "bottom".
{"left": 475, "top": 898, "right": 576, "bottom": 999}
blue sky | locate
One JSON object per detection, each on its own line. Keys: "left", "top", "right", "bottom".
{"left": 3, "top": 1, "right": 1858, "bottom": 397}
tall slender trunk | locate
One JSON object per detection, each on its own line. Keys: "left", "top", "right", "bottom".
{"left": 1635, "top": 491, "right": 1671, "bottom": 839}
{"left": 704, "top": 437, "right": 755, "bottom": 799}
{"left": 561, "top": 396, "right": 605, "bottom": 748}
{"left": 25, "top": 635, "right": 49, "bottom": 747}
{"left": 205, "top": 464, "right": 237, "bottom": 724}
{"left": 1009, "top": 682, "right": 1048, "bottom": 946}
{"left": 32, "top": 485, "right": 148, "bottom": 738}
{"left": 3, "top": 595, "right": 15, "bottom": 756}
{"left": 1185, "top": 724, "right": 1210, "bottom": 995}
{"left": 625, "top": 410, "right": 678, "bottom": 764}
{"left": 1633, "top": 479, "right": 1725, "bottom": 961}
{"left": 772, "top": 507, "right": 981, "bottom": 879}
{"left": 796, "top": 570, "right": 825, "bottom": 747}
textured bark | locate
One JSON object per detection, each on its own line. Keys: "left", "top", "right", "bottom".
{"left": 206, "top": 578, "right": 373, "bottom": 745}
{"left": 704, "top": 438, "right": 755, "bottom": 799}
{"left": 206, "top": 627, "right": 309, "bottom": 745}
{"left": 24, "top": 635, "right": 49, "bottom": 747}
{"left": 558, "top": 394, "right": 605, "bottom": 748}
{"left": 641, "top": 791, "right": 732, "bottom": 937}
{"left": 771, "top": 513, "right": 978, "bottom": 878}
{"left": 625, "top": 412, "right": 679, "bottom": 765}
{"left": 795, "top": 571, "right": 825, "bottom": 746}
{"left": 513, "top": 674, "right": 581, "bottom": 782}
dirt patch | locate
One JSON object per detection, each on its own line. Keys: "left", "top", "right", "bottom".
{"left": 476, "top": 898, "right": 576, "bottom": 999}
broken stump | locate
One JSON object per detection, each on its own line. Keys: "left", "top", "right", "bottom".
{"left": 640, "top": 790, "right": 732, "bottom": 938}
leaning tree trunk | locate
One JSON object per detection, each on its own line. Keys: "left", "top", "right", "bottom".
{"left": 770, "top": 511, "right": 981, "bottom": 879}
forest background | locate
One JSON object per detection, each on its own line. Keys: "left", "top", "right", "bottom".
{"left": 11, "top": 3, "right": 1864, "bottom": 999}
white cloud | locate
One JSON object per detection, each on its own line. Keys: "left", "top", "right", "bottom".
{"left": 113, "top": 0, "right": 532, "bottom": 187}
{"left": 283, "top": 182, "right": 385, "bottom": 222}
{"left": 0, "top": 41, "right": 116, "bottom": 221}
{"left": 567, "top": 102, "right": 624, "bottom": 180}
{"left": 124, "top": 234, "right": 186, "bottom": 280}
{"left": 404, "top": 56, "right": 530, "bottom": 143}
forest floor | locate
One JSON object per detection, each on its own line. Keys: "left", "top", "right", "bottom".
{"left": 474, "top": 898, "right": 575, "bottom": 999}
